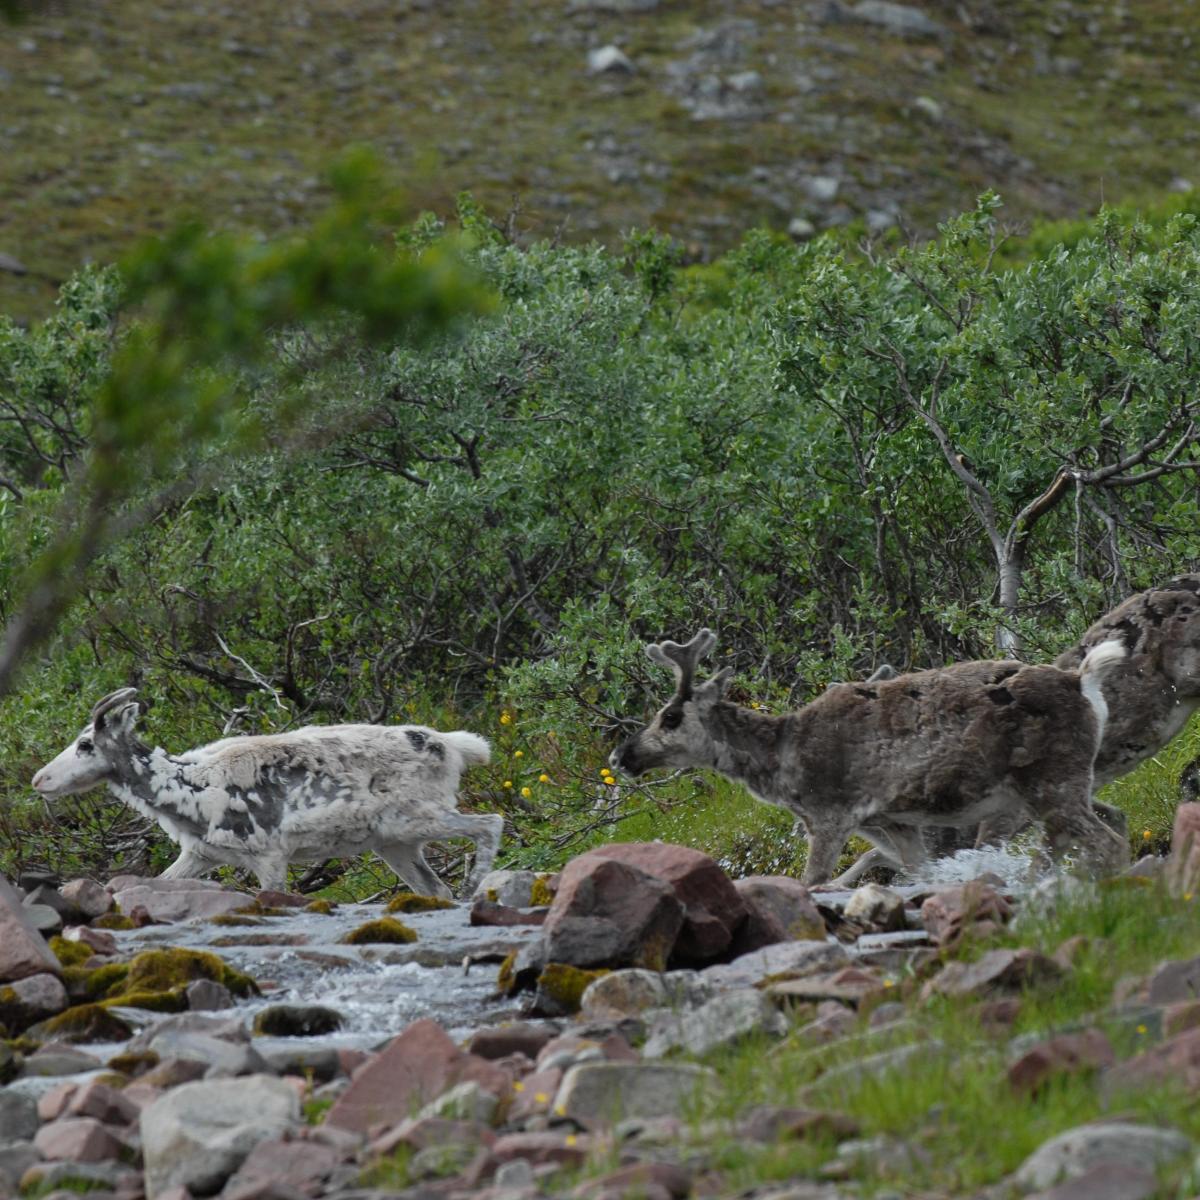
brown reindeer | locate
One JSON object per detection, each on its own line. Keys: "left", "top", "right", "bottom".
{"left": 611, "top": 629, "right": 1129, "bottom": 885}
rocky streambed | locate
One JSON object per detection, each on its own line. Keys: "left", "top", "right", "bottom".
{"left": 5, "top": 820, "right": 1200, "bottom": 1200}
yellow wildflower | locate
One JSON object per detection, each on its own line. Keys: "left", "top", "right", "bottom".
{"left": 1143, "top": 829, "right": 1152, "bottom": 840}
{"left": 514, "top": 750, "right": 524, "bottom": 758}
{"left": 512, "top": 1081, "right": 525, "bottom": 1092}
{"left": 503, "top": 780, "right": 513, "bottom": 789}
{"left": 521, "top": 786, "right": 532, "bottom": 798}
{"left": 539, "top": 774, "right": 550, "bottom": 783}
{"left": 500, "top": 712, "right": 513, "bottom": 726}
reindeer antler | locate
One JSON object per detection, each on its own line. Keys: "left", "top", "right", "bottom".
{"left": 91, "top": 688, "right": 139, "bottom": 725}
{"left": 645, "top": 628, "right": 717, "bottom": 698}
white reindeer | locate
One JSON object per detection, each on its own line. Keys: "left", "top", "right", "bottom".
{"left": 32, "top": 688, "right": 503, "bottom": 900}
{"left": 611, "top": 630, "right": 1129, "bottom": 885}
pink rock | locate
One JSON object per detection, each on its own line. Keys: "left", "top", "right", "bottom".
{"left": 1166, "top": 802, "right": 1200, "bottom": 897}
{"left": 60, "top": 878, "right": 113, "bottom": 920}
{"left": 469, "top": 899, "right": 547, "bottom": 927}
{"left": 922, "top": 949, "right": 1063, "bottom": 1001}
{"left": 254, "top": 889, "right": 309, "bottom": 908}
{"left": 508, "top": 1067, "right": 563, "bottom": 1121}
{"left": 921, "top": 881, "right": 1013, "bottom": 946}
{"left": 731, "top": 876, "right": 825, "bottom": 953}
{"left": 1163, "top": 1000, "right": 1200, "bottom": 1038}
{"left": 574, "top": 1161, "right": 693, "bottom": 1198}
{"left": 541, "top": 855, "right": 684, "bottom": 971}
{"left": 582, "top": 843, "right": 748, "bottom": 962}
{"left": 324, "top": 1017, "right": 509, "bottom": 1134}
{"left": 468, "top": 1023, "right": 556, "bottom": 1062}
{"left": 1147, "top": 956, "right": 1200, "bottom": 1005}
{"left": 33, "top": 1116, "right": 131, "bottom": 1162}
{"left": 1104, "top": 1026, "right": 1200, "bottom": 1095}
{"left": 119, "top": 1082, "right": 165, "bottom": 1111}
{"left": 0, "top": 972, "right": 68, "bottom": 1030}
{"left": 110, "top": 880, "right": 249, "bottom": 923}
{"left": 0, "top": 876, "right": 62, "bottom": 983}
{"left": 66, "top": 1079, "right": 140, "bottom": 1126}
{"left": 38, "top": 1081, "right": 78, "bottom": 1123}
{"left": 1007, "top": 1029, "right": 1115, "bottom": 1095}
{"left": 62, "top": 925, "right": 118, "bottom": 955}
{"left": 221, "top": 1135, "right": 338, "bottom": 1198}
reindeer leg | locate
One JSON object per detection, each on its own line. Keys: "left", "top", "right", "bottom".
{"left": 1038, "top": 790, "right": 1128, "bottom": 878}
{"left": 376, "top": 842, "right": 453, "bottom": 901}
{"left": 801, "top": 819, "right": 855, "bottom": 886}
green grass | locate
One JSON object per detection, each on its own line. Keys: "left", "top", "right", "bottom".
{"left": 2, "top": 1, "right": 1199, "bottom": 320}
{"left": 676, "top": 879, "right": 1200, "bottom": 1195}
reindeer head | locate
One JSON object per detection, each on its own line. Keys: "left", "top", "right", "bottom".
{"left": 610, "top": 629, "right": 734, "bottom": 777}
{"left": 32, "top": 689, "right": 142, "bottom": 798}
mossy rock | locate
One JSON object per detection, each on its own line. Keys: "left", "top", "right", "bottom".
{"left": 534, "top": 963, "right": 609, "bottom": 1015}
{"left": 118, "top": 948, "right": 259, "bottom": 999}
{"left": 385, "top": 893, "right": 455, "bottom": 915}
{"left": 304, "top": 899, "right": 335, "bottom": 915}
{"left": 529, "top": 875, "right": 555, "bottom": 907}
{"left": 49, "top": 937, "right": 94, "bottom": 968}
{"left": 91, "top": 913, "right": 135, "bottom": 931}
{"left": 252, "top": 1004, "right": 344, "bottom": 1037}
{"left": 340, "top": 918, "right": 418, "bottom": 945}
{"left": 101, "top": 988, "right": 190, "bottom": 1013}
{"left": 497, "top": 950, "right": 518, "bottom": 996}
{"left": 106, "top": 1049, "right": 160, "bottom": 1078}
{"left": 208, "top": 914, "right": 267, "bottom": 927}
{"left": 0, "top": 1042, "right": 19, "bottom": 1085}
{"left": 231, "top": 902, "right": 289, "bottom": 917}
{"left": 78, "top": 963, "right": 131, "bottom": 1000}
{"left": 25, "top": 1003, "right": 134, "bottom": 1044}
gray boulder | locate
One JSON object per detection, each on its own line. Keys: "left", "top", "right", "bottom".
{"left": 552, "top": 1061, "right": 718, "bottom": 1129}
{"left": 140, "top": 1074, "right": 301, "bottom": 1198}
{"left": 1014, "top": 1122, "right": 1192, "bottom": 1191}
{"left": 643, "top": 988, "right": 787, "bottom": 1058}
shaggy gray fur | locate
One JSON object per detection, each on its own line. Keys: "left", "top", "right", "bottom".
{"left": 32, "top": 690, "right": 502, "bottom": 899}
{"left": 612, "top": 630, "right": 1129, "bottom": 885}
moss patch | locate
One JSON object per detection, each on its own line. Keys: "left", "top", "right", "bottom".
{"left": 91, "top": 914, "right": 135, "bottom": 931}
{"left": 385, "top": 893, "right": 455, "bottom": 915}
{"left": 304, "top": 899, "right": 335, "bottom": 915}
{"left": 106, "top": 1049, "right": 160, "bottom": 1078}
{"left": 497, "top": 950, "right": 518, "bottom": 997}
{"left": 49, "top": 938, "right": 94, "bottom": 968}
{"left": 535, "top": 963, "right": 609, "bottom": 1014}
{"left": 26, "top": 1003, "right": 134, "bottom": 1044}
{"left": 339, "top": 918, "right": 419, "bottom": 945}
{"left": 119, "top": 948, "right": 259, "bottom": 998}
{"left": 529, "top": 875, "right": 556, "bottom": 907}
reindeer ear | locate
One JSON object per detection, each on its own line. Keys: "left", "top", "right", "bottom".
{"left": 696, "top": 666, "right": 734, "bottom": 703}
{"left": 97, "top": 700, "right": 140, "bottom": 737}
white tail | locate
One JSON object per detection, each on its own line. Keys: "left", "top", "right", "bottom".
{"left": 443, "top": 730, "right": 492, "bottom": 767}
{"left": 1078, "top": 639, "right": 1128, "bottom": 744}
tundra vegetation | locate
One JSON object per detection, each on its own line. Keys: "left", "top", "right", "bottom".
{"left": 3, "top": 192, "right": 1200, "bottom": 890}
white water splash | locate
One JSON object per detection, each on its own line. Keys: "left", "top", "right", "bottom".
{"left": 896, "top": 838, "right": 1056, "bottom": 893}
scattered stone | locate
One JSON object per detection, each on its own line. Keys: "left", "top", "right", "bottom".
{"left": 1014, "top": 1121, "right": 1192, "bottom": 1190}
{"left": 921, "top": 880, "right": 1013, "bottom": 946}
{"left": 0, "top": 251, "right": 29, "bottom": 275}
{"left": 109, "top": 877, "right": 251, "bottom": 924}
{"left": 61, "top": 925, "right": 118, "bottom": 956}
{"left": 186, "top": 978, "right": 234, "bottom": 1010}
{"left": 767, "top": 966, "right": 888, "bottom": 1010}
{"left": 551, "top": 1061, "right": 718, "bottom": 1129}
{"left": 0, "top": 971, "right": 69, "bottom": 1031}
{"left": 574, "top": 1160, "right": 692, "bottom": 1198}
{"left": 587, "top": 45, "right": 634, "bottom": 75}
{"left": 140, "top": 1074, "right": 302, "bottom": 1198}
{"left": 796, "top": 1000, "right": 859, "bottom": 1045}
{"left": 842, "top": 883, "right": 907, "bottom": 932}
{"left": 60, "top": 1078, "right": 140, "bottom": 1126}
{"left": 787, "top": 217, "right": 817, "bottom": 240}
{"left": 644, "top": 988, "right": 787, "bottom": 1057}
{"left": 1007, "top": 1029, "right": 1114, "bottom": 1095}
{"left": 580, "top": 843, "right": 749, "bottom": 962}
{"left": 1028, "top": 1162, "right": 1158, "bottom": 1200}
{"left": 702, "top": 938, "right": 849, "bottom": 988}
{"left": 18, "top": 1159, "right": 142, "bottom": 1197}
{"left": 1146, "top": 955, "right": 1200, "bottom": 1005}
{"left": 324, "top": 1017, "right": 509, "bottom": 1134}
{"left": 145, "top": 1030, "right": 267, "bottom": 1078}
{"left": 473, "top": 870, "right": 541, "bottom": 907}
{"left": 0, "top": 875, "right": 63, "bottom": 983}
{"left": 923, "top": 948, "right": 1062, "bottom": 1001}
{"left": 221, "top": 1135, "right": 339, "bottom": 1198}
{"left": 732, "top": 876, "right": 825, "bottom": 949}
{"left": 471, "top": 899, "right": 547, "bottom": 927}
{"left": 0, "top": 1089, "right": 39, "bottom": 1140}
{"left": 508, "top": 1065, "right": 563, "bottom": 1121}
{"left": 539, "top": 854, "right": 684, "bottom": 972}
{"left": 252, "top": 1004, "right": 343, "bottom": 1037}
{"left": 1163, "top": 999, "right": 1200, "bottom": 1038}
{"left": 912, "top": 94, "right": 943, "bottom": 121}
{"left": 33, "top": 1116, "right": 133, "bottom": 1163}
{"left": 739, "top": 1105, "right": 860, "bottom": 1143}
{"left": 19, "top": 1042, "right": 105, "bottom": 1075}
{"left": 1166, "top": 801, "right": 1200, "bottom": 897}
{"left": 468, "top": 1022, "right": 557, "bottom": 1062}
{"left": 59, "top": 879, "right": 114, "bottom": 920}
{"left": 1104, "top": 1025, "right": 1200, "bottom": 1095}
{"left": 0, "top": 1143, "right": 40, "bottom": 1195}
{"left": 848, "top": 1, "right": 947, "bottom": 39}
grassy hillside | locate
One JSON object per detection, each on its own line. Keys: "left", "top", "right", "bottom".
{"left": 2, "top": 0, "right": 1198, "bottom": 319}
